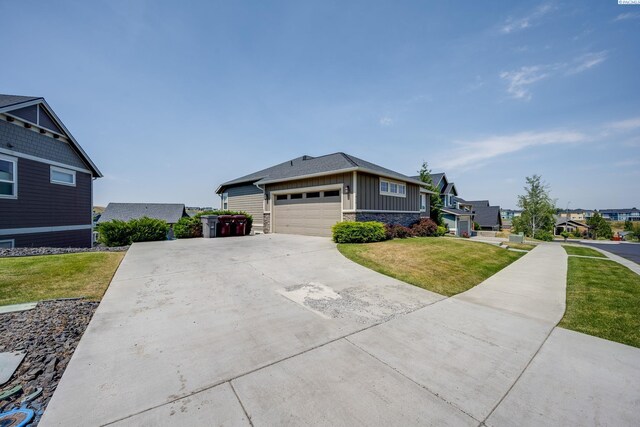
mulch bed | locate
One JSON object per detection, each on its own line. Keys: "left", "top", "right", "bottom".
{"left": 0, "top": 246, "right": 128, "bottom": 258}
{"left": 0, "top": 300, "right": 98, "bottom": 425}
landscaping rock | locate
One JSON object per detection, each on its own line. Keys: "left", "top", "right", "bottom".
{"left": 0, "top": 300, "right": 98, "bottom": 425}
{"left": 0, "top": 246, "right": 128, "bottom": 258}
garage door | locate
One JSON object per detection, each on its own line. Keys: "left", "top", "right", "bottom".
{"left": 273, "top": 189, "right": 342, "bottom": 237}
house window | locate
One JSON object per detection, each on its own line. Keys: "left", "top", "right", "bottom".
{"left": 0, "top": 239, "right": 14, "bottom": 249}
{"left": 306, "top": 192, "right": 320, "bottom": 198}
{"left": 290, "top": 193, "right": 303, "bottom": 199}
{"left": 379, "top": 179, "right": 406, "bottom": 198}
{"left": 324, "top": 190, "right": 340, "bottom": 197}
{"left": 420, "top": 194, "right": 427, "bottom": 212}
{"left": 50, "top": 166, "right": 76, "bottom": 186}
{"left": 276, "top": 194, "right": 288, "bottom": 201}
{"left": 222, "top": 192, "right": 228, "bottom": 209}
{"left": 0, "top": 155, "right": 17, "bottom": 198}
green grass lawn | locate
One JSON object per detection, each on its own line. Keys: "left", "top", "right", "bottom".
{"left": 562, "top": 245, "right": 606, "bottom": 258}
{"left": 338, "top": 238, "right": 524, "bottom": 296}
{"left": 504, "top": 243, "right": 536, "bottom": 251}
{"left": 559, "top": 257, "right": 640, "bottom": 348}
{"left": 0, "top": 252, "right": 125, "bottom": 306}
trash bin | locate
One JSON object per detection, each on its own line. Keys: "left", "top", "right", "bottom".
{"left": 232, "top": 215, "right": 247, "bottom": 236}
{"left": 217, "top": 215, "right": 233, "bottom": 237}
{"left": 200, "top": 215, "right": 219, "bottom": 238}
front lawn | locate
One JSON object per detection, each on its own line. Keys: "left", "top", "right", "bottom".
{"left": 0, "top": 252, "right": 125, "bottom": 306}
{"left": 338, "top": 238, "right": 524, "bottom": 296}
{"left": 504, "top": 243, "right": 536, "bottom": 251}
{"left": 562, "top": 245, "right": 606, "bottom": 258}
{"left": 559, "top": 257, "right": 640, "bottom": 348}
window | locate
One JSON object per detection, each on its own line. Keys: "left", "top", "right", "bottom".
{"left": 324, "top": 190, "right": 340, "bottom": 197}
{"left": 0, "top": 239, "right": 14, "bottom": 249}
{"left": 306, "top": 192, "right": 320, "bottom": 198}
{"left": 290, "top": 193, "right": 303, "bottom": 199}
{"left": 379, "top": 179, "right": 406, "bottom": 198}
{"left": 420, "top": 194, "right": 427, "bottom": 212}
{"left": 222, "top": 192, "right": 228, "bottom": 209}
{"left": 50, "top": 166, "right": 76, "bottom": 186}
{"left": 0, "top": 155, "right": 17, "bottom": 198}
{"left": 276, "top": 194, "right": 288, "bottom": 201}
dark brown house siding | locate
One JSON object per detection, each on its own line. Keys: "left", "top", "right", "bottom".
{"left": 4, "top": 229, "right": 92, "bottom": 248}
{"left": 356, "top": 172, "right": 420, "bottom": 211}
{"left": 0, "top": 157, "right": 92, "bottom": 229}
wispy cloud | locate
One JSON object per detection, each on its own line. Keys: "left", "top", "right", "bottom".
{"left": 501, "top": 51, "right": 607, "bottom": 100}
{"left": 436, "top": 130, "right": 587, "bottom": 170}
{"left": 566, "top": 51, "right": 607, "bottom": 75}
{"left": 500, "top": 66, "right": 551, "bottom": 100}
{"left": 501, "top": 3, "right": 554, "bottom": 34}
{"left": 613, "top": 12, "right": 640, "bottom": 22}
{"left": 606, "top": 117, "right": 640, "bottom": 132}
{"left": 614, "top": 159, "right": 640, "bottom": 167}
{"left": 379, "top": 116, "right": 394, "bottom": 126}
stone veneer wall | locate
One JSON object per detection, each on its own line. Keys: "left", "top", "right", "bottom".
{"left": 263, "top": 213, "right": 271, "bottom": 233}
{"left": 342, "top": 213, "right": 356, "bottom": 222}
{"left": 355, "top": 212, "right": 420, "bottom": 227}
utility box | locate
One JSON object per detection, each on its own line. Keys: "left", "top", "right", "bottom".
{"left": 509, "top": 233, "right": 525, "bottom": 243}
{"left": 201, "top": 215, "right": 220, "bottom": 238}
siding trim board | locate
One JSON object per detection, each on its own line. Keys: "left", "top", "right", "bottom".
{"left": 0, "top": 147, "right": 93, "bottom": 174}
{"left": 0, "top": 224, "right": 92, "bottom": 236}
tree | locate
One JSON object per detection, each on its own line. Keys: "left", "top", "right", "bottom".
{"left": 417, "top": 161, "right": 443, "bottom": 225}
{"left": 516, "top": 175, "right": 555, "bottom": 238}
{"left": 624, "top": 220, "right": 634, "bottom": 232}
{"left": 587, "top": 212, "right": 613, "bottom": 240}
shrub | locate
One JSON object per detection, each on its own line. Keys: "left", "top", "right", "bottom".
{"left": 174, "top": 216, "right": 203, "bottom": 238}
{"left": 410, "top": 218, "right": 438, "bottom": 237}
{"left": 332, "top": 221, "right": 387, "bottom": 243}
{"left": 98, "top": 220, "right": 132, "bottom": 247}
{"left": 534, "top": 230, "right": 554, "bottom": 241}
{"left": 461, "top": 231, "right": 470, "bottom": 238}
{"left": 129, "top": 217, "right": 169, "bottom": 242}
{"left": 194, "top": 210, "right": 253, "bottom": 235}
{"left": 571, "top": 229, "right": 583, "bottom": 239}
{"left": 560, "top": 231, "right": 570, "bottom": 239}
{"left": 385, "top": 224, "right": 414, "bottom": 239}
{"left": 437, "top": 225, "right": 448, "bottom": 236}
{"left": 473, "top": 221, "right": 481, "bottom": 230}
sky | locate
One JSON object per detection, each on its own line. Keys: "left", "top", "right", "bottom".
{"left": 2, "top": 0, "right": 639, "bottom": 209}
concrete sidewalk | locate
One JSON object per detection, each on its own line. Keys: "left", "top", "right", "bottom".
{"left": 40, "top": 238, "right": 640, "bottom": 426}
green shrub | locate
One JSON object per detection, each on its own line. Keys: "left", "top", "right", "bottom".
{"left": 437, "top": 225, "right": 448, "bottom": 236}
{"left": 332, "top": 221, "right": 387, "bottom": 243}
{"left": 129, "top": 217, "right": 169, "bottom": 242}
{"left": 560, "top": 231, "right": 570, "bottom": 239}
{"left": 98, "top": 220, "right": 132, "bottom": 247}
{"left": 410, "top": 218, "right": 438, "bottom": 237}
{"left": 385, "top": 224, "right": 414, "bottom": 239}
{"left": 534, "top": 230, "right": 554, "bottom": 241}
{"left": 194, "top": 210, "right": 253, "bottom": 235}
{"left": 174, "top": 216, "right": 203, "bottom": 238}
{"left": 473, "top": 221, "right": 481, "bottom": 230}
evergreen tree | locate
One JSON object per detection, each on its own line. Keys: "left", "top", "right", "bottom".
{"left": 587, "top": 212, "right": 613, "bottom": 239}
{"left": 418, "top": 161, "right": 443, "bottom": 225}
{"left": 516, "top": 175, "right": 555, "bottom": 238}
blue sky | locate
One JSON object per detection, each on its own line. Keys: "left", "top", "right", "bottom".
{"left": 2, "top": 1, "right": 639, "bottom": 209}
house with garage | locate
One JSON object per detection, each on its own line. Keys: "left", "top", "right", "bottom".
{"left": 467, "top": 200, "right": 502, "bottom": 231}
{"left": 97, "top": 203, "right": 189, "bottom": 225}
{"left": 216, "top": 153, "right": 434, "bottom": 237}
{"left": 0, "top": 94, "right": 102, "bottom": 248}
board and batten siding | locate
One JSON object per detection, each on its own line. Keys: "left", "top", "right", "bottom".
{"left": 356, "top": 172, "right": 420, "bottom": 212}
{"left": 265, "top": 172, "right": 354, "bottom": 211}
{"left": 227, "top": 184, "right": 264, "bottom": 228}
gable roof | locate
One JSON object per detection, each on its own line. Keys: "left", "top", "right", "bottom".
{"left": 442, "top": 207, "right": 471, "bottom": 216}
{"left": 217, "top": 152, "right": 434, "bottom": 193}
{"left": 466, "top": 200, "right": 491, "bottom": 208}
{"left": 443, "top": 182, "right": 458, "bottom": 196}
{"left": 98, "top": 203, "right": 188, "bottom": 224}
{"left": 429, "top": 173, "right": 445, "bottom": 187}
{"left": 554, "top": 216, "right": 588, "bottom": 227}
{"left": 0, "top": 94, "right": 102, "bottom": 177}
{"left": 472, "top": 205, "right": 502, "bottom": 228}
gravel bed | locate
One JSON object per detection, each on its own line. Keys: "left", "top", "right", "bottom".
{"left": 0, "top": 300, "right": 98, "bottom": 424}
{"left": 0, "top": 246, "right": 128, "bottom": 258}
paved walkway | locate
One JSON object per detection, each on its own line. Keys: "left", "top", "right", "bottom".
{"left": 40, "top": 237, "right": 640, "bottom": 426}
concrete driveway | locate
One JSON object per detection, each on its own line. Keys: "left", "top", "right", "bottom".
{"left": 41, "top": 236, "right": 640, "bottom": 426}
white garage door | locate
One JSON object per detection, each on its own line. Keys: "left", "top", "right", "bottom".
{"left": 273, "top": 189, "right": 342, "bottom": 237}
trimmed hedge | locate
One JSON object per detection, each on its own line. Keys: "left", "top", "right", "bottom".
{"left": 332, "top": 221, "right": 387, "bottom": 243}
{"left": 174, "top": 216, "right": 204, "bottom": 238}
{"left": 98, "top": 216, "right": 169, "bottom": 246}
{"left": 411, "top": 218, "right": 438, "bottom": 237}
{"left": 385, "top": 224, "right": 413, "bottom": 239}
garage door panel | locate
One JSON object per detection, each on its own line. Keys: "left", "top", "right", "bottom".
{"left": 274, "top": 198, "right": 341, "bottom": 237}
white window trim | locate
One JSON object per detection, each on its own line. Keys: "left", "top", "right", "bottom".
{"left": 420, "top": 194, "right": 427, "bottom": 212}
{"left": 0, "top": 239, "right": 15, "bottom": 249}
{"left": 221, "top": 192, "right": 229, "bottom": 210}
{"left": 50, "top": 166, "right": 76, "bottom": 186}
{"left": 0, "top": 154, "right": 18, "bottom": 199}
{"left": 379, "top": 178, "right": 406, "bottom": 198}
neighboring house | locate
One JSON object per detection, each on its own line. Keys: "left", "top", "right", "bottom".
{"left": 598, "top": 208, "right": 640, "bottom": 222}
{"left": 558, "top": 209, "right": 586, "bottom": 221}
{"left": 554, "top": 216, "right": 589, "bottom": 236}
{"left": 0, "top": 94, "right": 102, "bottom": 248}
{"left": 467, "top": 200, "right": 502, "bottom": 231}
{"left": 216, "top": 153, "right": 434, "bottom": 237}
{"left": 98, "top": 203, "right": 189, "bottom": 225}
{"left": 500, "top": 209, "right": 522, "bottom": 220}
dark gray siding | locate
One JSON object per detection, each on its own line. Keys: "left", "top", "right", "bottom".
{"left": 0, "top": 119, "right": 88, "bottom": 169}
{"left": 357, "top": 172, "right": 420, "bottom": 211}
{"left": 266, "top": 172, "right": 353, "bottom": 210}
{"left": 5, "top": 229, "right": 91, "bottom": 248}
{"left": 0, "top": 157, "right": 92, "bottom": 229}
